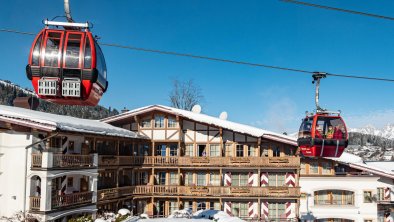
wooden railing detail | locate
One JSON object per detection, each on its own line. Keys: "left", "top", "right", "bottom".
{"left": 31, "top": 154, "right": 42, "bottom": 168}
{"left": 53, "top": 154, "right": 93, "bottom": 167}
{"left": 29, "top": 196, "right": 40, "bottom": 210}
{"left": 31, "top": 154, "right": 94, "bottom": 168}
{"left": 51, "top": 191, "right": 93, "bottom": 209}
{"left": 98, "top": 185, "right": 300, "bottom": 200}
{"left": 102, "top": 156, "right": 300, "bottom": 167}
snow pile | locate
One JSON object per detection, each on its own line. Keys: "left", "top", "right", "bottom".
{"left": 102, "top": 105, "right": 296, "bottom": 146}
{"left": 328, "top": 152, "right": 364, "bottom": 164}
{"left": 193, "top": 210, "right": 245, "bottom": 222}
{"left": 168, "top": 209, "right": 192, "bottom": 218}
{"left": 0, "top": 105, "right": 143, "bottom": 138}
{"left": 136, "top": 210, "right": 245, "bottom": 222}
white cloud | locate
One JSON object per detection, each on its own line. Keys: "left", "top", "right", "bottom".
{"left": 253, "top": 97, "right": 301, "bottom": 134}
{"left": 345, "top": 109, "right": 394, "bottom": 129}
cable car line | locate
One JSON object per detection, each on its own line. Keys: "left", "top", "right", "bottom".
{"left": 2, "top": 28, "right": 394, "bottom": 83}
{"left": 280, "top": 0, "right": 394, "bottom": 21}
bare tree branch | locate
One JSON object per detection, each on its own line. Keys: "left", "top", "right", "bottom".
{"left": 169, "top": 79, "right": 204, "bottom": 111}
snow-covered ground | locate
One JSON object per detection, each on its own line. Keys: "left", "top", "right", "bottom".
{"left": 97, "top": 210, "right": 245, "bottom": 222}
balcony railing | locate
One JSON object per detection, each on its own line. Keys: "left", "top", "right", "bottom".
{"left": 98, "top": 185, "right": 300, "bottom": 200}
{"left": 51, "top": 191, "right": 93, "bottom": 209}
{"left": 101, "top": 156, "right": 300, "bottom": 168}
{"left": 31, "top": 153, "right": 97, "bottom": 168}
{"left": 29, "top": 196, "right": 40, "bottom": 210}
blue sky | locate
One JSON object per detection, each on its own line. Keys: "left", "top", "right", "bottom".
{"left": 1, "top": 0, "right": 394, "bottom": 133}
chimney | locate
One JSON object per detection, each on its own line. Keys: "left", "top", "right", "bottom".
{"left": 13, "top": 97, "right": 39, "bottom": 110}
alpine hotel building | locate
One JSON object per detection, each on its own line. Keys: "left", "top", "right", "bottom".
{"left": 100, "top": 105, "right": 300, "bottom": 220}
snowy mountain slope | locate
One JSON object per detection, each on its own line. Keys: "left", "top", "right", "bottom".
{"left": 350, "top": 124, "right": 394, "bottom": 140}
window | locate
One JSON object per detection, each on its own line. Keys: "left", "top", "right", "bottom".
{"left": 273, "top": 146, "right": 281, "bottom": 157}
{"left": 169, "top": 201, "right": 178, "bottom": 214}
{"left": 225, "top": 144, "right": 233, "bottom": 157}
{"left": 314, "top": 190, "right": 354, "bottom": 205}
{"left": 232, "top": 173, "right": 248, "bottom": 187}
{"left": 248, "top": 145, "right": 256, "bottom": 157}
{"left": 137, "top": 172, "right": 148, "bottom": 185}
{"left": 210, "top": 202, "right": 220, "bottom": 210}
{"left": 140, "top": 144, "right": 150, "bottom": 156}
{"left": 209, "top": 173, "right": 220, "bottom": 186}
{"left": 197, "top": 202, "right": 206, "bottom": 211}
{"left": 31, "top": 33, "right": 42, "bottom": 66}
{"left": 141, "top": 118, "right": 151, "bottom": 128}
{"left": 268, "top": 173, "right": 286, "bottom": 186}
{"left": 184, "top": 172, "right": 193, "bottom": 185}
{"left": 284, "top": 147, "right": 294, "bottom": 156}
{"left": 377, "top": 188, "right": 385, "bottom": 201}
{"left": 83, "top": 37, "right": 92, "bottom": 68}
{"left": 64, "top": 33, "right": 82, "bottom": 68}
{"left": 155, "top": 115, "right": 165, "bottom": 128}
{"left": 300, "top": 163, "right": 306, "bottom": 174}
{"left": 156, "top": 144, "right": 166, "bottom": 156}
{"left": 261, "top": 142, "right": 269, "bottom": 157}
{"left": 44, "top": 32, "right": 62, "bottom": 67}
{"left": 197, "top": 173, "right": 206, "bottom": 186}
{"left": 239, "top": 203, "right": 248, "bottom": 217}
{"left": 198, "top": 145, "right": 206, "bottom": 157}
{"left": 168, "top": 117, "right": 177, "bottom": 128}
{"left": 269, "top": 203, "right": 286, "bottom": 219}
{"left": 169, "top": 144, "right": 177, "bottom": 156}
{"left": 184, "top": 201, "right": 193, "bottom": 211}
{"left": 169, "top": 172, "right": 178, "bottom": 185}
{"left": 236, "top": 145, "right": 244, "bottom": 157}
{"left": 185, "top": 144, "right": 194, "bottom": 157}
{"left": 364, "top": 191, "right": 373, "bottom": 203}
{"left": 298, "top": 117, "right": 313, "bottom": 139}
{"left": 210, "top": 144, "right": 220, "bottom": 157}
{"left": 157, "top": 172, "right": 166, "bottom": 185}
{"left": 310, "top": 162, "right": 319, "bottom": 174}
{"left": 322, "top": 162, "right": 332, "bottom": 174}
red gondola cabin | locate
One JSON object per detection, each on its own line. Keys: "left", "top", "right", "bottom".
{"left": 26, "top": 28, "right": 108, "bottom": 106}
{"left": 298, "top": 112, "right": 348, "bottom": 157}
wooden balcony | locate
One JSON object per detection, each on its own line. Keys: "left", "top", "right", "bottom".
{"left": 29, "top": 196, "right": 40, "bottom": 210}
{"left": 51, "top": 191, "right": 93, "bottom": 209}
{"left": 31, "top": 153, "right": 96, "bottom": 168}
{"left": 98, "top": 185, "right": 300, "bottom": 200}
{"left": 102, "top": 156, "right": 299, "bottom": 168}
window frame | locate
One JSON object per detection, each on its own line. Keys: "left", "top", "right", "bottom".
{"left": 154, "top": 115, "right": 165, "bottom": 128}
{"left": 236, "top": 144, "right": 244, "bottom": 157}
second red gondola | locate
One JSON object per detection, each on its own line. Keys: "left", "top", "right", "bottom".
{"left": 298, "top": 111, "right": 348, "bottom": 157}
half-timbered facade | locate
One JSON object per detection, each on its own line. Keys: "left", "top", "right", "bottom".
{"left": 101, "top": 105, "right": 300, "bottom": 220}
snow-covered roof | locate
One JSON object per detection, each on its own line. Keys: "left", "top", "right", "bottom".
{"left": 101, "top": 105, "right": 297, "bottom": 146}
{"left": 0, "top": 105, "right": 144, "bottom": 139}
{"left": 327, "top": 152, "right": 394, "bottom": 179}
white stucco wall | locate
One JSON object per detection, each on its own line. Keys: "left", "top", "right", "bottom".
{"left": 0, "top": 131, "right": 33, "bottom": 218}
{"left": 300, "top": 176, "right": 379, "bottom": 222}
